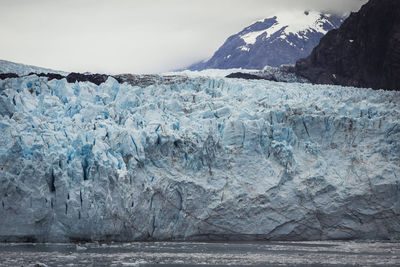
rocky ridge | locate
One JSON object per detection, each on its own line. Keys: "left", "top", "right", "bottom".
{"left": 296, "top": 0, "right": 400, "bottom": 91}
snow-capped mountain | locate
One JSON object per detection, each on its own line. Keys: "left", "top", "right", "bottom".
{"left": 189, "top": 11, "right": 344, "bottom": 70}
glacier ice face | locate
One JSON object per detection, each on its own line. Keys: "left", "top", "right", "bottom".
{"left": 0, "top": 60, "right": 68, "bottom": 76}
{"left": 0, "top": 73, "right": 399, "bottom": 242}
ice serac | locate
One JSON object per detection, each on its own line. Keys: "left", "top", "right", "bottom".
{"left": 0, "top": 72, "right": 399, "bottom": 242}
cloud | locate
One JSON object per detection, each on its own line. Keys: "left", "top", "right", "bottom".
{"left": 0, "top": 0, "right": 368, "bottom": 73}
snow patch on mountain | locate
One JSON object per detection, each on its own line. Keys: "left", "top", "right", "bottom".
{"left": 242, "top": 11, "right": 333, "bottom": 47}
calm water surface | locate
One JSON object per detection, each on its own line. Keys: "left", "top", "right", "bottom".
{"left": 0, "top": 241, "right": 399, "bottom": 266}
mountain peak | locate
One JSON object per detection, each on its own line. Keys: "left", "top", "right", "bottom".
{"left": 189, "top": 11, "right": 345, "bottom": 70}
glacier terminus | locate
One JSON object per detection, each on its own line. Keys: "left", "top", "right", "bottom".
{"left": 0, "top": 71, "right": 399, "bottom": 242}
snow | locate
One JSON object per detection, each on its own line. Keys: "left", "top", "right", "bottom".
{"left": 240, "top": 11, "right": 333, "bottom": 46}
{"left": 0, "top": 59, "right": 68, "bottom": 76}
{"left": 241, "top": 29, "right": 270, "bottom": 45}
{"left": 0, "top": 68, "right": 399, "bottom": 242}
{"left": 285, "top": 39, "right": 295, "bottom": 47}
{"left": 277, "top": 10, "right": 329, "bottom": 36}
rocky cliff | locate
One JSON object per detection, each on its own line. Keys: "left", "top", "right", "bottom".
{"left": 296, "top": 0, "right": 400, "bottom": 90}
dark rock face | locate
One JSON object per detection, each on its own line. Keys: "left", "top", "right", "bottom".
{"left": 0, "top": 73, "right": 19, "bottom": 80}
{"left": 66, "top": 73, "right": 110, "bottom": 86}
{"left": 114, "top": 74, "right": 191, "bottom": 87}
{"left": 189, "top": 12, "right": 344, "bottom": 70}
{"left": 29, "top": 72, "right": 65, "bottom": 81}
{"left": 296, "top": 0, "right": 400, "bottom": 90}
{"left": 0, "top": 71, "right": 116, "bottom": 86}
{"left": 226, "top": 65, "right": 309, "bottom": 83}
{"left": 226, "top": 72, "right": 269, "bottom": 80}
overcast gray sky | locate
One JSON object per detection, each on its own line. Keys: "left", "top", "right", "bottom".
{"left": 0, "top": 0, "right": 367, "bottom": 74}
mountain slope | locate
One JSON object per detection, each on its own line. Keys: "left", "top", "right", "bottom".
{"left": 189, "top": 11, "right": 344, "bottom": 70}
{"left": 295, "top": 0, "right": 400, "bottom": 90}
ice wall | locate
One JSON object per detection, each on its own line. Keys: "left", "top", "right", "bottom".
{"left": 0, "top": 74, "right": 399, "bottom": 242}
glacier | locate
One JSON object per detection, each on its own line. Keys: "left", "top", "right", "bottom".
{"left": 0, "top": 72, "right": 399, "bottom": 242}
{"left": 0, "top": 59, "right": 68, "bottom": 76}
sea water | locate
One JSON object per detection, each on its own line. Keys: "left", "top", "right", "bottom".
{"left": 0, "top": 241, "right": 399, "bottom": 266}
